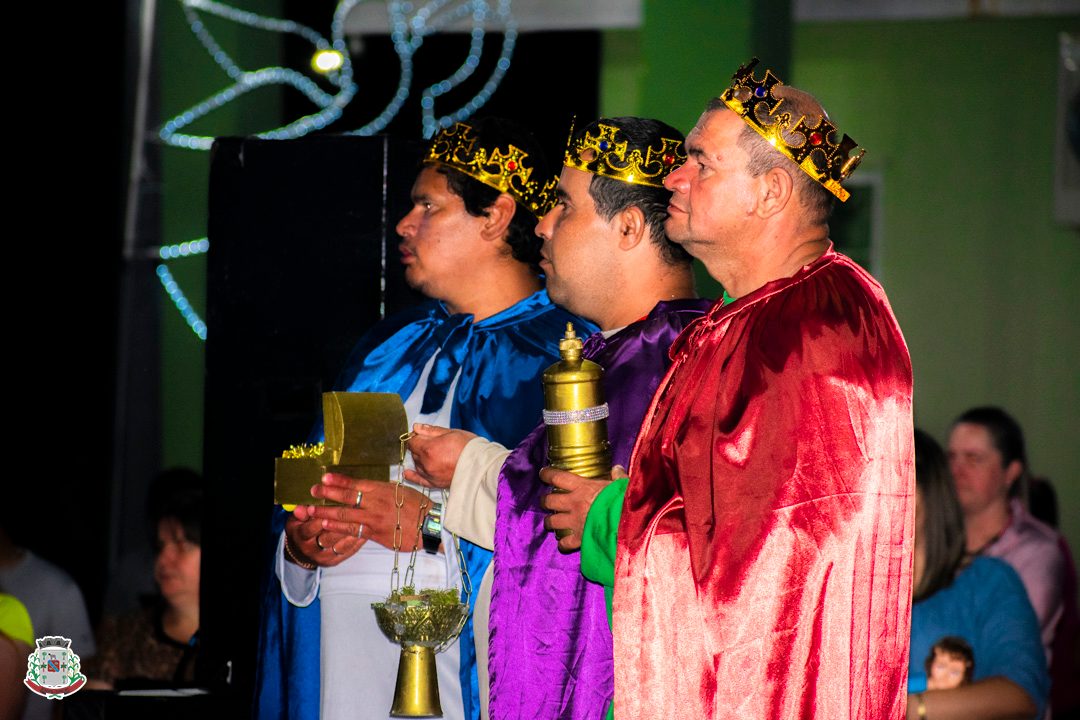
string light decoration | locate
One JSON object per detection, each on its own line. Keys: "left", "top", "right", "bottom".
{"left": 155, "top": 240, "right": 208, "bottom": 342}
{"left": 156, "top": 0, "right": 519, "bottom": 340}
{"left": 160, "top": 0, "right": 519, "bottom": 148}
{"left": 417, "top": 0, "right": 517, "bottom": 138}
{"left": 157, "top": 264, "right": 208, "bottom": 341}
{"left": 158, "top": 238, "right": 210, "bottom": 260}
{"left": 352, "top": 0, "right": 518, "bottom": 138}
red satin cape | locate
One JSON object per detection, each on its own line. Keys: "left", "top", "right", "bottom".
{"left": 614, "top": 249, "right": 914, "bottom": 719}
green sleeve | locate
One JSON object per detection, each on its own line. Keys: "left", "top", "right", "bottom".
{"left": 580, "top": 479, "right": 626, "bottom": 720}
{"left": 579, "top": 476, "right": 628, "bottom": 624}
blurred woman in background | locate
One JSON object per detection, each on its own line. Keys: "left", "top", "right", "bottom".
{"left": 87, "top": 471, "right": 201, "bottom": 688}
{"left": 907, "top": 429, "right": 1047, "bottom": 720}
{"left": 947, "top": 406, "right": 1067, "bottom": 660}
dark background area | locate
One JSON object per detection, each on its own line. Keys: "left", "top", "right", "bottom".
{"left": 7, "top": 2, "right": 126, "bottom": 623}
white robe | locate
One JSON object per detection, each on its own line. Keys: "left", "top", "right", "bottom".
{"left": 277, "top": 354, "right": 464, "bottom": 720}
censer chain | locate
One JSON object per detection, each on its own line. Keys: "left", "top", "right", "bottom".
{"left": 391, "top": 431, "right": 475, "bottom": 632}
{"left": 389, "top": 431, "right": 415, "bottom": 593}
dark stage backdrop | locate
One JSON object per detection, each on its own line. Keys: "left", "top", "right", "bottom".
{"left": 202, "top": 134, "right": 424, "bottom": 710}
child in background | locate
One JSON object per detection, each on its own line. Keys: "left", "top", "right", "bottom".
{"left": 925, "top": 636, "right": 975, "bottom": 690}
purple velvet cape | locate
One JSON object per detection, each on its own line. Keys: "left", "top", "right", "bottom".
{"left": 488, "top": 299, "right": 711, "bottom": 720}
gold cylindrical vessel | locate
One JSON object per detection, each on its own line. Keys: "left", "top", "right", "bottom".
{"left": 543, "top": 323, "right": 612, "bottom": 485}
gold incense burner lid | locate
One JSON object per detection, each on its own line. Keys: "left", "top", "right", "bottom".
{"left": 543, "top": 323, "right": 603, "bottom": 385}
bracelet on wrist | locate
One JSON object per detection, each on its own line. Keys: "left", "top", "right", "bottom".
{"left": 284, "top": 535, "right": 317, "bottom": 570}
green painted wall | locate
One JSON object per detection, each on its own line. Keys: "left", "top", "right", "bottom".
{"left": 634, "top": 0, "right": 790, "bottom": 132}
{"left": 603, "top": 11, "right": 1080, "bottom": 558}
{"left": 600, "top": 30, "right": 643, "bottom": 118}
{"left": 159, "top": 1, "right": 283, "bottom": 470}
{"left": 794, "top": 17, "right": 1080, "bottom": 558}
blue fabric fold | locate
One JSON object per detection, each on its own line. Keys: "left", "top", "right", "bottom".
{"left": 422, "top": 314, "right": 474, "bottom": 414}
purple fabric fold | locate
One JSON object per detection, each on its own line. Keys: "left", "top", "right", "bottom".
{"left": 488, "top": 299, "right": 711, "bottom": 720}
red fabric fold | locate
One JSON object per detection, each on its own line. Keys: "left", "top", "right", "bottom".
{"left": 614, "top": 250, "right": 914, "bottom": 719}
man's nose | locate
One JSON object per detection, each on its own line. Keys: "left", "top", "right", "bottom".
{"left": 396, "top": 208, "right": 418, "bottom": 238}
{"left": 664, "top": 163, "right": 688, "bottom": 192}
{"left": 535, "top": 211, "right": 553, "bottom": 240}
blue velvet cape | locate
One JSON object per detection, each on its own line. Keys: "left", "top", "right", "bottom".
{"left": 254, "top": 290, "right": 592, "bottom": 720}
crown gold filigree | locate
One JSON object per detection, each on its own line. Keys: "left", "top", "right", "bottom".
{"left": 721, "top": 58, "right": 865, "bottom": 202}
{"left": 564, "top": 121, "right": 686, "bottom": 188}
{"left": 425, "top": 122, "right": 558, "bottom": 218}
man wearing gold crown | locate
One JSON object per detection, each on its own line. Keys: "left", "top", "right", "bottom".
{"left": 542, "top": 60, "right": 915, "bottom": 719}
{"left": 254, "top": 118, "right": 588, "bottom": 720}
{"left": 378, "top": 116, "right": 710, "bottom": 720}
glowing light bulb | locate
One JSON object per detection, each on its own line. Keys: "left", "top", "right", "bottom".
{"left": 312, "top": 49, "right": 344, "bottom": 74}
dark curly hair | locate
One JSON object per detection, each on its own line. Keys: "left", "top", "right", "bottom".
{"left": 434, "top": 117, "right": 550, "bottom": 269}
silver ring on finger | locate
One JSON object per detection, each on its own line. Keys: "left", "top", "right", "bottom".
{"left": 315, "top": 533, "right": 327, "bottom": 550}
{"left": 354, "top": 490, "right": 363, "bottom": 508}
{"left": 357, "top": 523, "right": 364, "bottom": 539}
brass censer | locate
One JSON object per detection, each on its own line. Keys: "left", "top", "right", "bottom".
{"left": 542, "top": 323, "right": 612, "bottom": 538}
{"left": 371, "top": 433, "right": 470, "bottom": 717}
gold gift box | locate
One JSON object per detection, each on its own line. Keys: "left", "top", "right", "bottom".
{"left": 274, "top": 392, "right": 408, "bottom": 507}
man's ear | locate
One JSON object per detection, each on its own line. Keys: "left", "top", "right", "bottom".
{"left": 1004, "top": 459, "right": 1024, "bottom": 490}
{"left": 755, "top": 166, "right": 794, "bottom": 219}
{"left": 480, "top": 193, "right": 517, "bottom": 242}
{"left": 616, "top": 205, "right": 647, "bottom": 251}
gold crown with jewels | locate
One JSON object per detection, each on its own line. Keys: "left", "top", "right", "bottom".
{"left": 425, "top": 122, "right": 558, "bottom": 218}
{"left": 563, "top": 120, "right": 686, "bottom": 188}
{"left": 720, "top": 58, "right": 865, "bottom": 202}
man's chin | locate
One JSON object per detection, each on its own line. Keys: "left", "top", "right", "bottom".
{"left": 403, "top": 267, "right": 425, "bottom": 291}
{"left": 544, "top": 282, "right": 568, "bottom": 308}
{"left": 664, "top": 220, "right": 693, "bottom": 246}
{"left": 403, "top": 276, "right": 440, "bottom": 302}
{"left": 544, "top": 282, "right": 580, "bottom": 314}
{"left": 665, "top": 230, "right": 704, "bottom": 259}
{"left": 545, "top": 288, "right": 594, "bottom": 325}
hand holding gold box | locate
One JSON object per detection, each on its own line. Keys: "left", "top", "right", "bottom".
{"left": 274, "top": 392, "right": 409, "bottom": 507}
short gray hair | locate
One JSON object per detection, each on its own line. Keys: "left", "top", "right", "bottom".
{"left": 705, "top": 96, "right": 835, "bottom": 223}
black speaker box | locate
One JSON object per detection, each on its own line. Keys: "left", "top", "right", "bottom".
{"left": 201, "top": 134, "right": 424, "bottom": 710}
